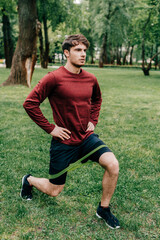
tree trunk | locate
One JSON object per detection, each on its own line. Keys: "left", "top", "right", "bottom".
{"left": 38, "top": 0, "right": 49, "bottom": 69}
{"left": 2, "top": 9, "right": 14, "bottom": 68}
{"left": 1, "top": 0, "right": 40, "bottom": 87}
{"left": 142, "top": 52, "right": 160, "bottom": 76}
{"left": 109, "top": 43, "right": 114, "bottom": 64}
{"left": 155, "top": 43, "right": 158, "bottom": 69}
{"left": 39, "top": 28, "right": 45, "bottom": 68}
{"left": 41, "top": 15, "right": 49, "bottom": 68}
{"left": 141, "top": 11, "right": 151, "bottom": 76}
{"left": 142, "top": 68, "right": 150, "bottom": 76}
{"left": 43, "top": 15, "right": 49, "bottom": 68}
{"left": 123, "top": 44, "right": 130, "bottom": 65}
{"left": 116, "top": 45, "right": 121, "bottom": 65}
{"left": 129, "top": 45, "right": 134, "bottom": 65}
{"left": 99, "top": 34, "right": 107, "bottom": 68}
{"left": 90, "top": 54, "right": 94, "bottom": 64}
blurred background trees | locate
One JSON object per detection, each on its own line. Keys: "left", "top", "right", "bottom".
{"left": 0, "top": 0, "right": 160, "bottom": 85}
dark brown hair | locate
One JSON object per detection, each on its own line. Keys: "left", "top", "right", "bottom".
{"left": 62, "top": 34, "right": 90, "bottom": 52}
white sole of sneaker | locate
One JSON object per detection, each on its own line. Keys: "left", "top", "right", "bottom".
{"left": 96, "top": 213, "right": 120, "bottom": 229}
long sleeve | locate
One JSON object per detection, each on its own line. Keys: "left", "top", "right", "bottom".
{"left": 89, "top": 78, "right": 102, "bottom": 126}
{"left": 23, "top": 72, "right": 56, "bottom": 134}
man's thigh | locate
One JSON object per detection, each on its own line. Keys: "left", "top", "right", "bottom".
{"left": 49, "top": 139, "right": 80, "bottom": 185}
{"left": 80, "top": 133, "right": 112, "bottom": 163}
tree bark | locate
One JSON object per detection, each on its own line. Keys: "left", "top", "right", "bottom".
{"left": 116, "top": 45, "right": 122, "bottom": 65}
{"left": 99, "top": 34, "right": 107, "bottom": 68}
{"left": 99, "top": 2, "right": 119, "bottom": 68}
{"left": 40, "top": 15, "right": 49, "bottom": 68}
{"left": 2, "top": 0, "right": 40, "bottom": 87}
{"left": 2, "top": 9, "right": 14, "bottom": 68}
{"left": 142, "top": 52, "right": 160, "bottom": 76}
{"left": 154, "top": 43, "right": 158, "bottom": 69}
{"left": 123, "top": 44, "right": 130, "bottom": 65}
{"left": 39, "top": 28, "right": 45, "bottom": 67}
{"left": 129, "top": 45, "right": 134, "bottom": 65}
{"left": 141, "top": 11, "right": 151, "bottom": 76}
{"left": 38, "top": 0, "right": 49, "bottom": 68}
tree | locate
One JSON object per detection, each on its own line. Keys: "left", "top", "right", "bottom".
{"left": 0, "top": 0, "right": 17, "bottom": 68}
{"left": 90, "top": 0, "right": 131, "bottom": 67}
{"left": 139, "top": 0, "right": 160, "bottom": 75}
{"left": 1, "top": 0, "right": 41, "bottom": 87}
{"left": 37, "top": 0, "right": 67, "bottom": 68}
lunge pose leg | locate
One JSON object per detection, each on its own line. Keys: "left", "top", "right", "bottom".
{"left": 96, "top": 152, "right": 120, "bottom": 229}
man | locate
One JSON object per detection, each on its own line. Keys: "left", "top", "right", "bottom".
{"left": 21, "top": 34, "right": 120, "bottom": 229}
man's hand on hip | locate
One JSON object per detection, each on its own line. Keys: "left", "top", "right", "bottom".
{"left": 86, "top": 121, "right": 95, "bottom": 132}
{"left": 50, "top": 125, "right": 71, "bottom": 141}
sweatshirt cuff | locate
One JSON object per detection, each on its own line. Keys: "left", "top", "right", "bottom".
{"left": 46, "top": 124, "right": 55, "bottom": 134}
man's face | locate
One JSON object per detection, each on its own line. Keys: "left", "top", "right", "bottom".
{"left": 64, "top": 43, "right": 87, "bottom": 67}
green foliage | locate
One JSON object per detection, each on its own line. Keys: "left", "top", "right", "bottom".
{"left": 37, "top": 0, "right": 67, "bottom": 32}
{"left": 1, "top": 0, "right": 160, "bottom": 65}
{"left": 90, "top": 0, "right": 131, "bottom": 45}
{"left": 0, "top": 67, "right": 159, "bottom": 239}
{"left": 0, "top": 0, "right": 18, "bottom": 59}
{"left": 132, "top": 0, "right": 160, "bottom": 60}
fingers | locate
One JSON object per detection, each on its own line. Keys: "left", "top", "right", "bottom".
{"left": 86, "top": 122, "right": 95, "bottom": 131}
{"left": 86, "top": 126, "right": 91, "bottom": 131}
{"left": 62, "top": 128, "right": 71, "bottom": 135}
{"left": 50, "top": 125, "right": 71, "bottom": 141}
{"left": 59, "top": 128, "right": 71, "bottom": 140}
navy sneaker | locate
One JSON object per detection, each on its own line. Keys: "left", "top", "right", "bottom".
{"left": 20, "top": 174, "right": 33, "bottom": 200}
{"left": 96, "top": 203, "right": 120, "bottom": 229}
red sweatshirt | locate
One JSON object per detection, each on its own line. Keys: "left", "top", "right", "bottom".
{"left": 23, "top": 66, "right": 102, "bottom": 145}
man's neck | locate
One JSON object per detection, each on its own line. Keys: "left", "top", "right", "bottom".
{"left": 64, "top": 63, "right": 81, "bottom": 74}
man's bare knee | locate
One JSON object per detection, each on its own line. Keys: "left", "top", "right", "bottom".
{"left": 99, "top": 153, "right": 119, "bottom": 175}
{"left": 108, "top": 159, "right": 119, "bottom": 176}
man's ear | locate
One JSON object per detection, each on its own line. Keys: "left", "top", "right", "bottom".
{"left": 64, "top": 49, "right": 69, "bottom": 58}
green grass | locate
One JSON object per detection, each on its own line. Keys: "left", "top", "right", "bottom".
{"left": 0, "top": 67, "right": 159, "bottom": 239}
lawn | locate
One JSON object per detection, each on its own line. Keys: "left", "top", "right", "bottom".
{"left": 0, "top": 67, "right": 159, "bottom": 239}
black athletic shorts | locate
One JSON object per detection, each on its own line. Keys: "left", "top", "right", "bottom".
{"left": 49, "top": 133, "right": 111, "bottom": 185}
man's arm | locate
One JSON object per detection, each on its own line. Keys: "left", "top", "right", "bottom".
{"left": 89, "top": 77, "right": 102, "bottom": 127}
{"left": 23, "top": 73, "right": 55, "bottom": 134}
{"left": 23, "top": 72, "right": 71, "bottom": 141}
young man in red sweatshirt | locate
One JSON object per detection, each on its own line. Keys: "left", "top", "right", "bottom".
{"left": 21, "top": 34, "right": 120, "bottom": 229}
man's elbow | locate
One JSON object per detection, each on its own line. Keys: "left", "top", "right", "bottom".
{"left": 23, "top": 100, "right": 27, "bottom": 110}
{"left": 23, "top": 100, "right": 31, "bottom": 110}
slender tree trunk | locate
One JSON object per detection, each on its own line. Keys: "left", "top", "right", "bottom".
{"left": 110, "top": 45, "right": 114, "bottom": 64}
{"left": 42, "top": 15, "right": 49, "bottom": 68}
{"left": 2, "top": 9, "right": 14, "bottom": 68}
{"left": 150, "top": 45, "right": 153, "bottom": 59}
{"left": 155, "top": 43, "right": 158, "bottom": 69}
{"left": 123, "top": 44, "right": 130, "bottom": 65}
{"left": 38, "top": 0, "right": 49, "bottom": 69}
{"left": 130, "top": 45, "right": 134, "bottom": 65}
{"left": 2, "top": 0, "right": 40, "bottom": 87}
{"left": 141, "top": 11, "right": 151, "bottom": 76}
{"left": 90, "top": 54, "right": 94, "bottom": 64}
{"left": 39, "top": 20, "right": 49, "bottom": 69}
{"left": 116, "top": 45, "right": 121, "bottom": 65}
{"left": 39, "top": 28, "right": 44, "bottom": 67}
{"left": 99, "top": 34, "right": 107, "bottom": 68}
{"left": 142, "top": 35, "right": 145, "bottom": 69}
